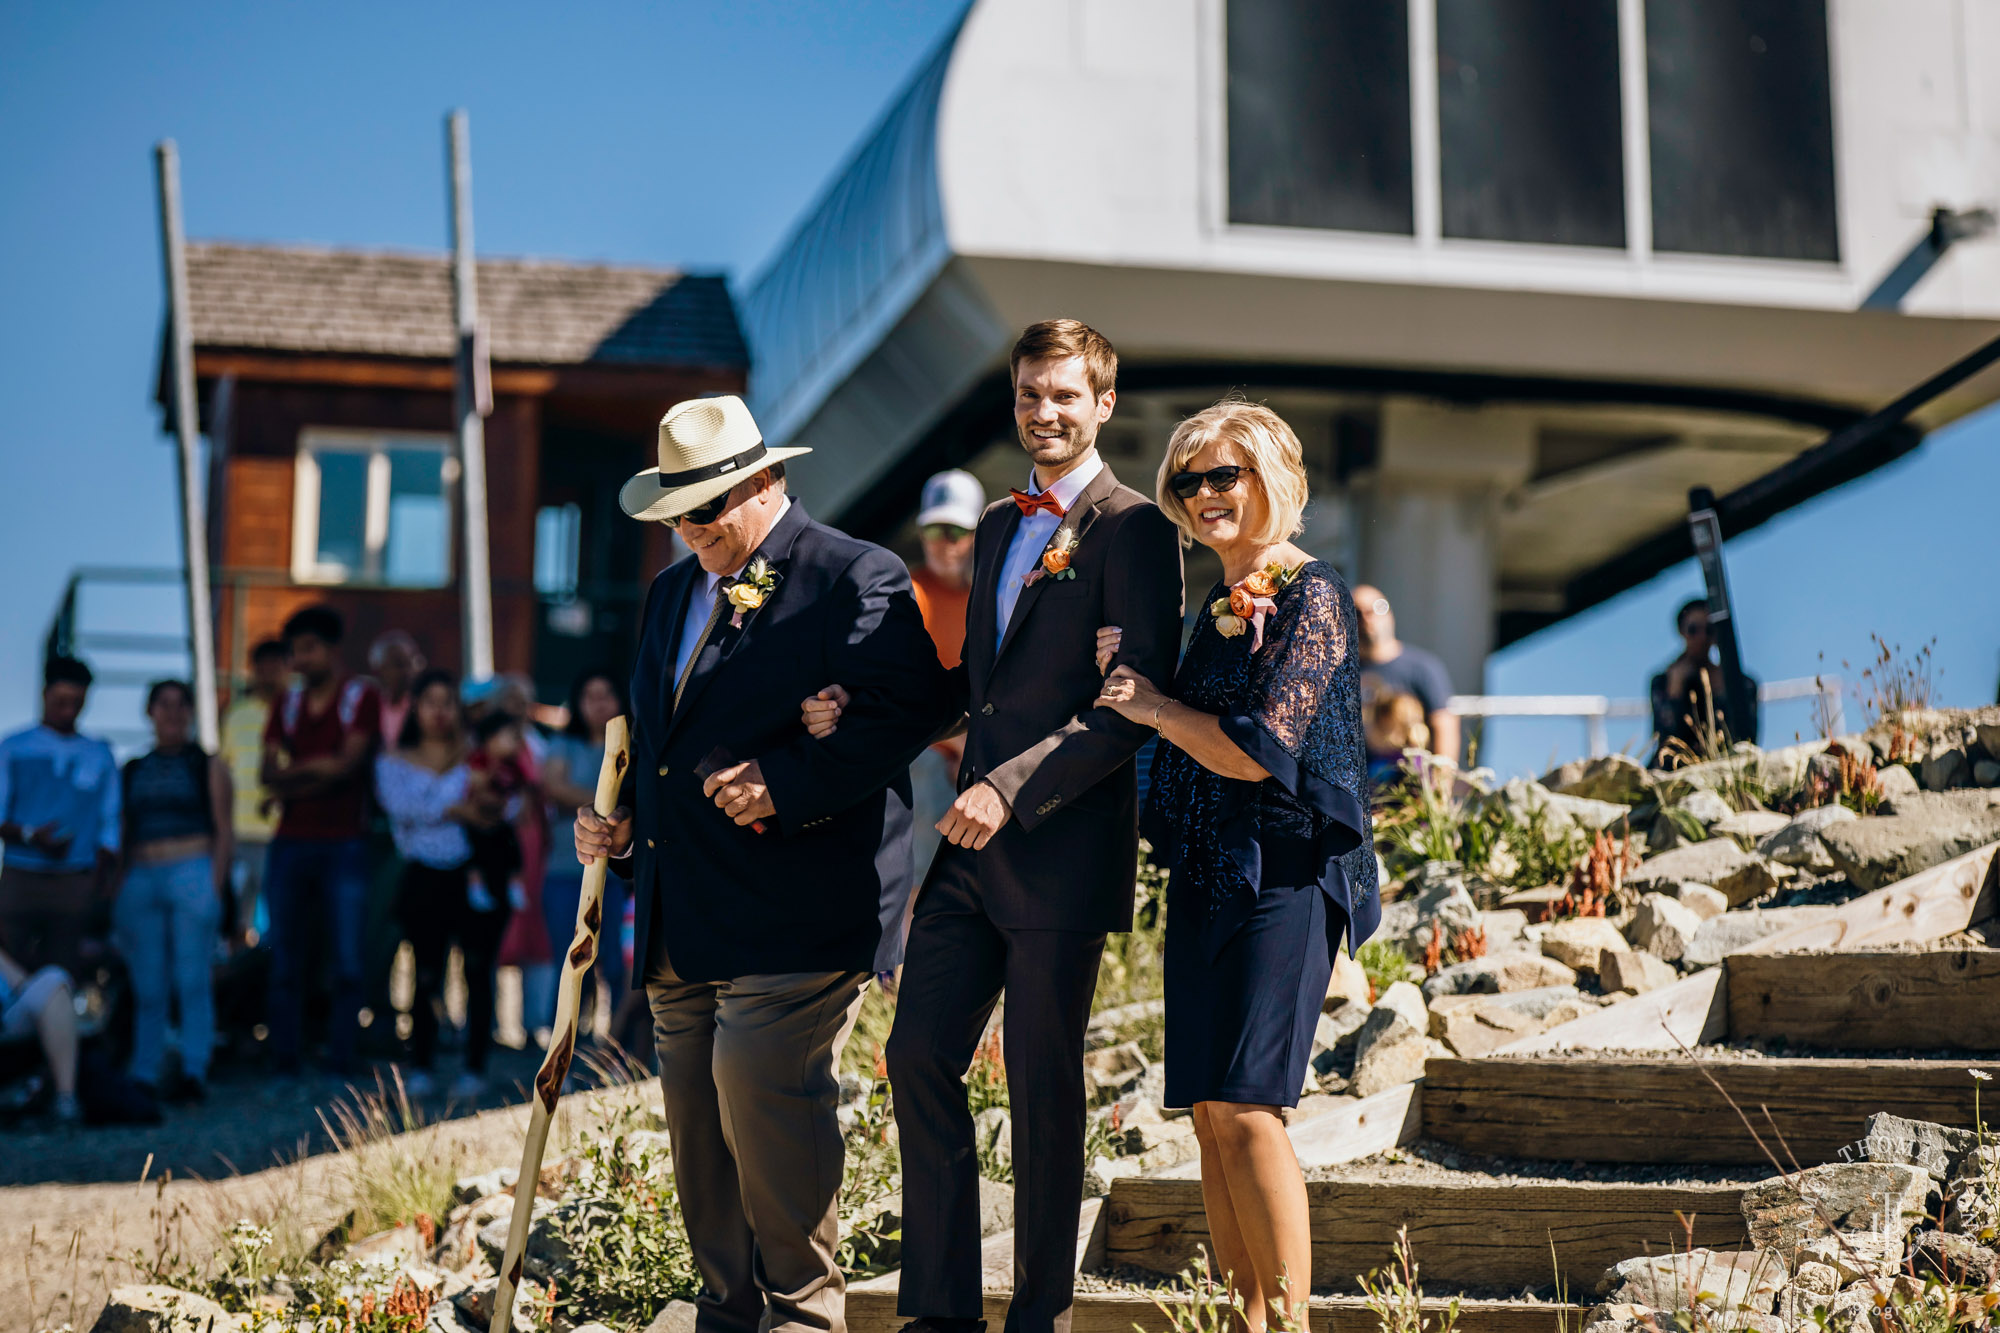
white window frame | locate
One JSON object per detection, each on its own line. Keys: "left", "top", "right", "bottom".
{"left": 291, "top": 428, "right": 458, "bottom": 587}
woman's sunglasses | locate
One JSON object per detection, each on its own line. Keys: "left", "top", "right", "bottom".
{"left": 921, "top": 523, "right": 972, "bottom": 542}
{"left": 1168, "top": 465, "right": 1257, "bottom": 500}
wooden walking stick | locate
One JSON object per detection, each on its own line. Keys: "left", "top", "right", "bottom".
{"left": 492, "top": 715, "right": 630, "bottom": 1333}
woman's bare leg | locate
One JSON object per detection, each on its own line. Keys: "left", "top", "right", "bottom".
{"left": 1193, "top": 1102, "right": 1262, "bottom": 1328}
{"left": 37, "top": 981, "right": 79, "bottom": 1097}
{"left": 1204, "top": 1101, "right": 1312, "bottom": 1331}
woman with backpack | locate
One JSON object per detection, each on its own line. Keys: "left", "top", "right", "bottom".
{"left": 116, "top": 678, "right": 233, "bottom": 1103}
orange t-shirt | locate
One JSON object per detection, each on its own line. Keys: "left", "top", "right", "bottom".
{"left": 911, "top": 565, "right": 970, "bottom": 670}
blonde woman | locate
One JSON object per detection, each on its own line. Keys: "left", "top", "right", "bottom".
{"left": 1094, "top": 401, "right": 1379, "bottom": 1331}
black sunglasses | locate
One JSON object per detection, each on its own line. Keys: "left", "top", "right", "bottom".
{"left": 671, "top": 489, "right": 735, "bottom": 528}
{"left": 921, "top": 523, "right": 972, "bottom": 542}
{"left": 1168, "top": 465, "right": 1257, "bottom": 500}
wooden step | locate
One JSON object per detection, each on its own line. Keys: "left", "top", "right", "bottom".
{"left": 1725, "top": 948, "right": 2000, "bottom": 1049}
{"left": 846, "top": 1285, "right": 1583, "bottom": 1333}
{"left": 1103, "top": 1175, "right": 1749, "bottom": 1291}
{"left": 1423, "top": 1056, "right": 2000, "bottom": 1165}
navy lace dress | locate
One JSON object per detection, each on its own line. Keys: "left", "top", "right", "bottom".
{"left": 1141, "top": 562, "right": 1380, "bottom": 1109}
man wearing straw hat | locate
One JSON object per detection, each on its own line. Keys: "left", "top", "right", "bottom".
{"left": 576, "top": 394, "right": 951, "bottom": 1333}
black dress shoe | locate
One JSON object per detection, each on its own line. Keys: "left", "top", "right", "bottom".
{"left": 896, "top": 1320, "right": 986, "bottom": 1333}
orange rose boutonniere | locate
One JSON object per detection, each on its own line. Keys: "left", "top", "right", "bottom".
{"left": 1024, "top": 525, "right": 1081, "bottom": 586}
{"left": 1211, "top": 561, "right": 1303, "bottom": 651}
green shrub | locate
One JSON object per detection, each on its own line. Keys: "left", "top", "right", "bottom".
{"left": 1355, "top": 938, "right": 1417, "bottom": 995}
{"left": 546, "top": 1128, "right": 699, "bottom": 1326}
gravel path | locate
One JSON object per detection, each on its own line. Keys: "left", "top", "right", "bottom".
{"left": 1, "top": 1046, "right": 553, "bottom": 1187}
{"left": 1304, "top": 1137, "right": 1775, "bottom": 1187}
{"left": 0, "top": 1062, "right": 659, "bottom": 1333}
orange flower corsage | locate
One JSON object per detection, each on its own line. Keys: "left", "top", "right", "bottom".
{"left": 1210, "top": 561, "right": 1303, "bottom": 650}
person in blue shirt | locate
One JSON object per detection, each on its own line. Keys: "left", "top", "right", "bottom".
{"left": 0, "top": 657, "right": 121, "bottom": 981}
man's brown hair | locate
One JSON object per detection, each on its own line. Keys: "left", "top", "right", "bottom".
{"left": 1009, "top": 319, "right": 1118, "bottom": 398}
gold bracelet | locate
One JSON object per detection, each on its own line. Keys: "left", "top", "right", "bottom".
{"left": 1152, "top": 701, "right": 1167, "bottom": 733}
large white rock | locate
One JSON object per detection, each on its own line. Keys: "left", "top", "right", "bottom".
{"left": 1486, "top": 778, "right": 1633, "bottom": 833}
{"left": 1741, "top": 1163, "right": 1935, "bottom": 1268}
{"left": 1671, "top": 882, "right": 1730, "bottom": 920}
{"left": 1598, "top": 950, "right": 1678, "bottom": 995}
{"left": 1421, "top": 950, "right": 1577, "bottom": 998}
{"left": 1596, "top": 1249, "right": 1784, "bottom": 1315}
{"left": 1350, "top": 1002, "right": 1439, "bottom": 1097}
{"left": 1682, "top": 907, "right": 1836, "bottom": 968}
{"left": 1324, "top": 950, "right": 1370, "bottom": 1010}
{"left": 1629, "top": 838, "right": 1779, "bottom": 906}
{"left": 90, "top": 1287, "right": 243, "bottom": 1333}
{"left": 1539, "top": 916, "right": 1630, "bottom": 973}
{"left": 1676, "top": 789, "right": 1735, "bottom": 827}
{"left": 1711, "top": 809, "right": 1791, "bottom": 844}
{"left": 1540, "top": 753, "right": 1653, "bottom": 804}
{"left": 1822, "top": 789, "right": 2000, "bottom": 891}
{"left": 1623, "top": 892, "right": 1704, "bottom": 962}
{"left": 1373, "top": 979, "right": 1429, "bottom": 1031}
{"left": 1756, "top": 804, "right": 1857, "bottom": 873}
{"left": 1876, "top": 763, "right": 1921, "bottom": 800}
{"left": 1429, "top": 996, "right": 1544, "bottom": 1056}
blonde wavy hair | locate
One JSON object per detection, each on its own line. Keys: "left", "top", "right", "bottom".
{"left": 1154, "top": 399, "right": 1310, "bottom": 548}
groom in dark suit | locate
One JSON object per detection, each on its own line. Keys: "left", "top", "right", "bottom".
{"left": 577, "top": 393, "right": 949, "bottom": 1333}
{"left": 880, "top": 321, "right": 1184, "bottom": 1333}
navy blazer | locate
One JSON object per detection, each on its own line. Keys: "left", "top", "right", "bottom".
{"left": 615, "top": 502, "right": 951, "bottom": 984}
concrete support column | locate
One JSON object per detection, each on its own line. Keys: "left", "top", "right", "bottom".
{"left": 1356, "top": 401, "right": 1534, "bottom": 695}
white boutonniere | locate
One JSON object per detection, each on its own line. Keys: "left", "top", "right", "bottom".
{"left": 1022, "top": 525, "right": 1080, "bottom": 587}
{"left": 723, "top": 557, "right": 780, "bottom": 629}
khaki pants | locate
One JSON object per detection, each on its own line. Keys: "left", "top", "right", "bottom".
{"left": 648, "top": 956, "right": 869, "bottom": 1333}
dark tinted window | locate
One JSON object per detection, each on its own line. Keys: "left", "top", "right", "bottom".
{"left": 1227, "top": 0, "right": 1414, "bottom": 234}
{"left": 1647, "top": 0, "right": 1837, "bottom": 260}
{"left": 1437, "top": 0, "right": 1626, "bottom": 247}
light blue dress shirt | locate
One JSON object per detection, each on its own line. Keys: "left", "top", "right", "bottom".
{"left": 995, "top": 453, "right": 1103, "bottom": 634}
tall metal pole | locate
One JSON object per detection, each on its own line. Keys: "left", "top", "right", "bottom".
{"left": 449, "top": 110, "right": 496, "bottom": 681}
{"left": 155, "top": 141, "right": 221, "bottom": 752}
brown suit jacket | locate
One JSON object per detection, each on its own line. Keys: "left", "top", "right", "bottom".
{"left": 946, "top": 461, "right": 1185, "bottom": 934}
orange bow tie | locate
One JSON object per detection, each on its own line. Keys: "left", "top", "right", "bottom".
{"left": 1009, "top": 488, "right": 1065, "bottom": 519}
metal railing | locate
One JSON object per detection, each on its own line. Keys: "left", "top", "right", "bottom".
{"left": 1447, "top": 674, "right": 1844, "bottom": 759}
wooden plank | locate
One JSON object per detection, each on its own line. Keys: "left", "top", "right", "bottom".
{"left": 846, "top": 1286, "right": 1581, "bottom": 1333}
{"left": 1151, "top": 1085, "right": 1423, "bottom": 1181}
{"left": 1103, "top": 1175, "right": 1747, "bottom": 1290}
{"left": 1725, "top": 949, "right": 2000, "bottom": 1049}
{"left": 1498, "top": 967, "right": 1727, "bottom": 1056}
{"left": 850, "top": 1197, "right": 1108, "bottom": 1295}
{"left": 1422, "top": 1056, "right": 2000, "bottom": 1165}
{"left": 1290, "top": 1082, "right": 1425, "bottom": 1168}
{"left": 1740, "top": 841, "right": 1999, "bottom": 954}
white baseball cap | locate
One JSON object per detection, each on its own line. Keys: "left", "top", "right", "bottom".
{"left": 917, "top": 469, "right": 985, "bottom": 531}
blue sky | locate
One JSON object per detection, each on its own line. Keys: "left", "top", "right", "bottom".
{"left": 2, "top": 1, "right": 1995, "bottom": 775}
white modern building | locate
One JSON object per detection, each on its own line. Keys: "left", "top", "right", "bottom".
{"left": 743, "top": 0, "right": 2000, "bottom": 691}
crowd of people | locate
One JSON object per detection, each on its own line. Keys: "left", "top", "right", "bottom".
{"left": 0, "top": 605, "right": 644, "bottom": 1123}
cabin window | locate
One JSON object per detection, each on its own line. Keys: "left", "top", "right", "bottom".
{"left": 1225, "top": 0, "right": 1415, "bottom": 234}
{"left": 1646, "top": 0, "right": 1838, "bottom": 261}
{"left": 1436, "top": 0, "right": 1627, "bottom": 248}
{"left": 292, "top": 431, "right": 454, "bottom": 587}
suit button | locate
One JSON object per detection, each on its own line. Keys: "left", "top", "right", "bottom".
{"left": 658, "top": 764, "right": 670, "bottom": 776}
{"left": 647, "top": 839, "right": 656, "bottom": 849}
{"left": 981, "top": 703, "right": 996, "bottom": 716}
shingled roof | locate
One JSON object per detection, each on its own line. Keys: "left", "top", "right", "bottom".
{"left": 184, "top": 241, "right": 746, "bottom": 369}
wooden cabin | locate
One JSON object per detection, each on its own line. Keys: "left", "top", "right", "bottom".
{"left": 164, "top": 242, "right": 745, "bottom": 699}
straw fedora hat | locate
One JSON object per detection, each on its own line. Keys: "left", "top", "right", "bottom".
{"left": 619, "top": 395, "right": 812, "bottom": 522}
